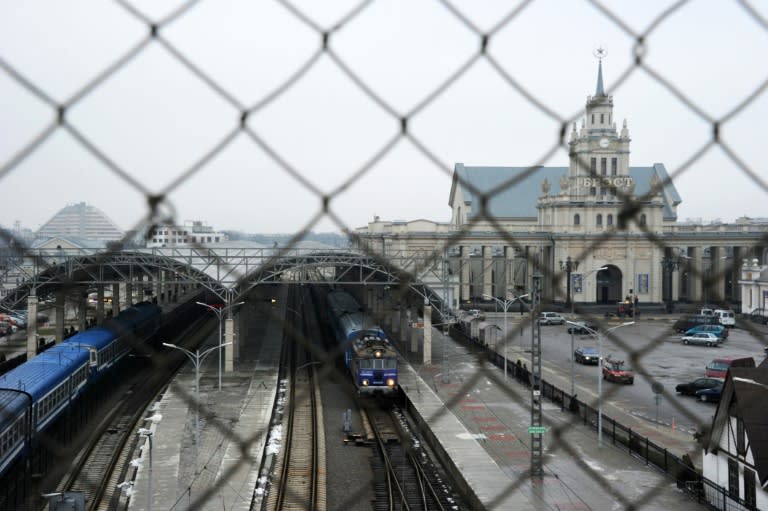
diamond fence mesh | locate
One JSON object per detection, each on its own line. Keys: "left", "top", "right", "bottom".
{"left": 2, "top": 1, "right": 768, "bottom": 510}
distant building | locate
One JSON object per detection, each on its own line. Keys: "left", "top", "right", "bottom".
{"left": 356, "top": 58, "right": 768, "bottom": 311}
{"left": 36, "top": 202, "right": 124, "bottom": 243}
{"left": 146, "top": 220, "right": 228, "bottom": 247}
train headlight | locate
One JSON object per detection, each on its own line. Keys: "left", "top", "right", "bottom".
{"left": 386, "top": 378, "right": 396, "bottom": 388}
{"left": 374, "top": 350, "right": 382, "bottom": 358}
{"left": 362, "top": 379, "right": 369, "bottom": 386}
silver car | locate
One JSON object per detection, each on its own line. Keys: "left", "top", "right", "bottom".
{"left": 681, "top": 332, "right": 721, "bottom": 347}
{"left": 538, "top": 312, "right": 565, "bottom": 325}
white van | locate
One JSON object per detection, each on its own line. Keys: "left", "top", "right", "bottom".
{"left": 714, "top": 309, "right": 736, "bottom": 327}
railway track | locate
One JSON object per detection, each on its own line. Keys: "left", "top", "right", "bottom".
{"left": 367, "top": 403, "right": 459, "bottom": 511}
{"left": 263, "top": 289, "right": 327, "bottom": 511}
{"left": 51, "top": 312, "right": 214, "bottom": 511}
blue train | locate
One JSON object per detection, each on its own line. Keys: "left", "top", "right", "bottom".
{"left": 326, "top": 289, "right": 398, "bottom": 395}
{"left": 0, "top": 301, "right": 161, "bottom": 478}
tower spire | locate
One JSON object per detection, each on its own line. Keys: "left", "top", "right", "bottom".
{"left": 594, "top": 47, "right": 607, "bottom": 97}
{"left": 596, "top": 60, "right": 605, "bottom": 96}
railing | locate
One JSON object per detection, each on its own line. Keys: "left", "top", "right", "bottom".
{"left": 453, "top": 325, "right": 758, "bottom": 511}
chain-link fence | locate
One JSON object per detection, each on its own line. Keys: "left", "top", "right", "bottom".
{"left": 3, "top": 1, "right": 768, "bottom": 510}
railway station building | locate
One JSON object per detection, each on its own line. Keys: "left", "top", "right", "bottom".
{"left": 356, "top": 61, "right": 768, "bottom": 313}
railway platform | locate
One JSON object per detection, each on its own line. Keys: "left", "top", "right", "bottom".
{"left": 397, "top": 326, "right": 705, "bottom": 511}
{"left": 124, "top": 292, "right": 286, "bottom": 511}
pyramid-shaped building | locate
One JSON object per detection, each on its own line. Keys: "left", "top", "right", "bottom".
{"left": 36, "top": 202, "right": 124, "bottom": 242}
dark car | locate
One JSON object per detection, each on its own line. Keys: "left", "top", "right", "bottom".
{"left": 684, "top": 324, "right": 728, "bottom": 340}
{"left": 574, "top": 346, "right": 600, "bottom": 365}
{"left": 602, "top": 357, "right": 634, "bottom": 384}
{"left": 675, "top": 377, "right": 723, "bottom": 396}
{"left": 673, "top": 314, "right": 718, "bottom": 333}
{"left": 567, "top": 321, "right": 598, "bottom": 335}
{"left": 696, "top": 383, "right": 724, "bottom": 403}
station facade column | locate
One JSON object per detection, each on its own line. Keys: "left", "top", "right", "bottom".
{"left": 710, "top": 246, "right": 724, "bottom": 303}
{"left": 504, "top": 246, "right": 515, "bottom": 298}
{"left": 26, "top": 294, "right": 38, "bottom": 359}
{"left": 460, "top": 246, "right": 470, "bottom": 303}
{"left": 688, "top": 247, "right": 702, "bottom": 302}
{"left": 482, "top": 245, "right": 493, "bottom": 298}
{"left": 126, "top": 281, "right": 133, "bottom": 307}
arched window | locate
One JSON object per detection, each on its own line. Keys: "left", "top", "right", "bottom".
{"left": 607, "top": 214, "right": 614, "bottom": 225}
{"left": 640, "top": 214, "right": 647, "bottom": 226}
{"left": 574, "top": 214, "right": 580, "bottom": 225}
{"left": 596, "top": 214, "right": 603, "bottom": 226}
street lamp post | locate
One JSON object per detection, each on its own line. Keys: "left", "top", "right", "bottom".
{"left": 483, "top": 293, "right": 529, "bottom": 381}
{"left": 595, "top": 322, "right": 633, "bottom": 447}
{"left": 565, "top": 320, "right": 634, "bottom": 447}
{"left": 162, "top": 342, "right": 232, "bottom": 470}
{"left": 196, "top": 300, "right": 245, "bottom": 390}
{"left": 137, "top": 428, "right": 153, "bottom": 511}
{"left": 559, "top": 256, "right": 579, "bottom": 315}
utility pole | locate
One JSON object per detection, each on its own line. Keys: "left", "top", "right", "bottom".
{"left": 530, "top": 273, "right": 543, "bottom": 479}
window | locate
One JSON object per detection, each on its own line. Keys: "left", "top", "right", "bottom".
{"left": 601, "top": 158, "right": 607, "bottom": 175}
{"left": 590, "top": 187, "right": 596, "bottom": 196}
{"left": 728, "top": 458, "right": 739, "bottom": 498}
{"left": 590, "top": 158, "right": 596, "bottom": 174}
{"left": 574, "top": 214, "right": 580, "bottom": 226}
{"left": 640, "top": 214, "right": 646, "bottom": 226}
{"left": 744, "top": 467, "right": 756, "bottom": 507}
{"left": 591, "top": 114, "right": 594, "bottom": 124}
{"left": 607, "top": 214, "right": 613, "bottom": 225}
{"left": 601, "top": 187, "right": 607, "bottom": 196}
{"left": 737, "top": 417, "right": 746, "bottom": 455}
{"left": 611, "top": 158, "right": 617, "bottom": 175}
{"left": 596, "top": 214, "right": 603, "bottom": 226}
{"left": 600, "top": 113, "right": 604, "bottom": 123}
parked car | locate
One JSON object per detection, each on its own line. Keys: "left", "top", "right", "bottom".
{"left": 574, "top": 346, "right": 600, "bottom": 365}
{"left": 705, "top": 356, "right": 755, "bottom": 378}
{"left": 602, "top": 357, "right": 634, "bottom": 384}
{"left": 673, "top": 314, "right": 719, "bottom": 333}
{"left": 695, "top": 383, "right": 724, "bottom": 403}
{"left": 464, "top": 309, "right": 486, "bottom": 321}
{"left": 538, "top": 312, "right": 565, "bottom": 325}
{"left": 567, "top": 321, "right": 598, "bottom": 335}
{"left": 683, "top": 324, "right": 728, "bottom": 341}
{"left": 681, "top": 332, "right": 721, "bottom": 347}
{"left": 713, "top": 309, "right": 736, "bottom": 328}
{"left": 675, "top": 377, "right": 723, "bottom": 396}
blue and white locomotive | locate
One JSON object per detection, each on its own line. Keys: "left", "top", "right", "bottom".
{"left": 0, "top": 301, "right": 161, "bottom": 478}
{"left": 326, "top": 289, "right": 398, "bottom": 394}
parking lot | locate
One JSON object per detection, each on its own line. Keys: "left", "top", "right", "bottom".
{"left": 481, "top": 313, "right": 768, "bottom": 436}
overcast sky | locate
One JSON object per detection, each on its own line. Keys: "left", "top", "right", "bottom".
{"left": 1, "top": 0, "right": 767, "bottom": 235}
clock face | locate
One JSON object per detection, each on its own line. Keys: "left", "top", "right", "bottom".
{"left": 599, "top": 138, "right": 610, "bottom": 148}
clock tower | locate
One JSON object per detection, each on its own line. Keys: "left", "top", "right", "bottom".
{"left": 566, "top": 52, "right": 633, "bottom": 200}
